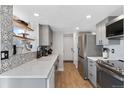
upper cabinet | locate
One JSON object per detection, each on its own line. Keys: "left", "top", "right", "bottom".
{"left": 39, "top": 24, "right": 53, "bottom": 46}
{"left": 96, "top": 16, "right": 116, "bottom": 45}
{"left": 96, "top": 6, "right": 124, "bottom": 45}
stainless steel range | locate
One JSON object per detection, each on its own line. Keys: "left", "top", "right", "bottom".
{"left": 96, "top": 60, "right": 124, "bottom": 88}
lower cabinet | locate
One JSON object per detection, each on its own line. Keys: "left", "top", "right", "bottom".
{"left": 47, "top": 56, "right": 59, "bottom": 88}
{"left": 88, "top": 59, "right": 97, "bottom": 87}
{"left": 0, "top": 57, "right": 59, "bottom": 88}
{"left": 47, "top": 66, "right": 55, "bottom": 88}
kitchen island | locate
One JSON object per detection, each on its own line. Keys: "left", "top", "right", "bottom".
{"left": 0, "top": 54, "right": 59, "bottom": 88}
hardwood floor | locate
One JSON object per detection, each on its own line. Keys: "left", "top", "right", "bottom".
{"left": 56, "top": 62, "right": 92, "bottom": 88}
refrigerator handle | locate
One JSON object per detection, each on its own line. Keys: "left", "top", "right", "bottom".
{"left": 78, "top": 48, "right": 80, "bottom": 54}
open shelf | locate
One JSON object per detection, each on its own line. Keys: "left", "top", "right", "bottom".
{"left": 13, "top": 19, "right": 34, "bottom": 31}
{"left": 13, "top": 35, "right": 35, "bottom": 41}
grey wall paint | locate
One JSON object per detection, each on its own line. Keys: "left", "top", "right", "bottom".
{"left": 0, "top": 5, "right": 36, "bottom": 74}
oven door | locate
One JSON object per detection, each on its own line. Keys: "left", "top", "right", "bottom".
{"left": 96, "top": 64, "right": 124, "bottom": 88}
{"left": 96, "top": 64, "right": 102, "bottom": 88}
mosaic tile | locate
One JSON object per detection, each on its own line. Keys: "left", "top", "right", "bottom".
{"left": 0, "top": 5, "right": 13, "bottom": 15}
{"left": 1, "top": 59, "right": 11, "bottom": 72}
{"left": 0, "top": 5, "right": 36, "bottom": 74}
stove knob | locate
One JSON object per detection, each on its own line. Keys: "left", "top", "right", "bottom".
{"left": 111, "top": 63, "right": 114, "bottom": 66}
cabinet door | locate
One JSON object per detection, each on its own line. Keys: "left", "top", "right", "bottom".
{"left": 39, "top": 25, "right": 49, "bottom": 46}
{"left": 39, "top": 25, "right": 53, "bottom": 46}
{"left": 101, "top": 19, "right": 109, "bottom": 45}
{"left": 96, "top": 24, "right": 100, "bottom": 45}
{"left": 96, "top": 19, "right": 109, "bottom": 45}
{"left": 96, "top": 23, "right": 102, "bottom": 45}
{"left": 47, "top": 66, "right": 55, "bottom": 88}
{"left": 88, "top": 59, "right": 97, "bottom": 87}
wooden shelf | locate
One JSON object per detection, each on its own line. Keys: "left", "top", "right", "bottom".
{"left": 26, "top": 26, "right": 34, "bottom": 31}
{"left": 13, "top": 19, "right": 34, "bottom": 31}
{"left": 18, "top": 33, "right": 29, "bottom": 35}
{"left": 13, "top": 35, "right": 35, "bottom": 41}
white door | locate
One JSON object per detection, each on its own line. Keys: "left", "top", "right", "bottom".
{"left": 63, "top": 35, "right": 73, "bottom": 61}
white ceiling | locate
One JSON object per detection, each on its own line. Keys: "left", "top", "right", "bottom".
{"left": 13, "top": 5, "right": 122, "bottom": 32}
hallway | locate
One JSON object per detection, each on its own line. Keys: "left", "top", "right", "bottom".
{"left": 56, "top": 62, "right": 92, "bottom": 88}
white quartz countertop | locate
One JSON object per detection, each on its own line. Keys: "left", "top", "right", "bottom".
{"left": 88, "top": 57, "right": 103, "bottom": 61}
{"left": 0, "top": 54, "right": 58, "bottom": 78}
{"left": 87, "top": 57, "right": 117, "bottom": 61}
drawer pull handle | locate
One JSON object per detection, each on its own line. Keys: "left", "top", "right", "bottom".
{"left": 90, "top": 61, "right": 93, "bottom": 63}
{"left": 89, "top": 73, "right": 93, "bottom": 76}
{"left": 90, "top": 64, "right": 93, "bottom": 67}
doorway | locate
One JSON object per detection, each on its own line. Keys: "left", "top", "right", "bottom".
{"left": 63, "top": 34, "right": 74, "bottom": 62}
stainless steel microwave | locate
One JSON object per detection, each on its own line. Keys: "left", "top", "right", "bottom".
{"left": 106, "top": 15, "right": 124, "bottom": 38}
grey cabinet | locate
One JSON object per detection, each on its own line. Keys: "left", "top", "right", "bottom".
{"left": 96, "top": 17, "right": 116, "bottom": 45}
{"left": 39, "top": 24, "right": 53, "bottom": 46}
{"left": 88, "top": 58, "right": 97, "bottom": 87}
{"left": 47, "top": 66, "right": 55, "bottom": 88}
{"left": 47, "top": 57, "right": 59, "bottom": 88}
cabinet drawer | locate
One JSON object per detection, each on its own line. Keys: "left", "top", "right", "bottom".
{"left": 88, "top": 63, "right": 94, "bottom": 68}
{"left": 88, "top": 71, "right": 96, "bottom": 87}
{"left": 88, "top": 59, "right": 97, "bottom": 87}
{"left": 88, "top": 61, "right": 96, "bottom": 72}
{"left": 88, "top": 72, "right": 93, "bottom": 81}
{"left": 88, "top": 60, "right": 96, "bottom": 66}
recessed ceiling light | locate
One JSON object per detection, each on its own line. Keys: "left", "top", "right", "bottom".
{"left": 34, "top": 13, "right": 39, "bottom": 17}
{"left": 86, "top": 15, "right": 92, "bottom": 19}
{"left": 76, "top": 27, "right": 79, "bottom": 30}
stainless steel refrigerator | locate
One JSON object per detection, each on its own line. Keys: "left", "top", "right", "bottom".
{"left": 78, "top": 32, "right": 102, "bottom": 79}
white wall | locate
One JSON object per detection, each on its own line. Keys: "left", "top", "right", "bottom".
{"left": 73, "top": 32, "right": 78, "bottom": 68}
{"left": 52, "top": 31, "right": 64, "bottom": 71}
{"left": 13, "top": 7, "right": 39, "bottom": 52}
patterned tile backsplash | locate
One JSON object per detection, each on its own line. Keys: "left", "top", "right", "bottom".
{"left": 0, "top": 5, "right": 37, "bottom": 74}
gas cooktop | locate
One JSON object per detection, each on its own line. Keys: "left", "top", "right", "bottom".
{"left": 97, "top": 60, "right": 124, "bottom": 76}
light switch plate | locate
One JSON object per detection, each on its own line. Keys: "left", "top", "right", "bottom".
{"left": 1, "top": 51, "right": 9, "bottom": 60}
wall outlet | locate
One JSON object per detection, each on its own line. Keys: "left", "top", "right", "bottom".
{"left": 111, "top": 49, "right": 115, "bottom": 54}
{"left": 1, "top": 51, "right": 9, "bottom": 60}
